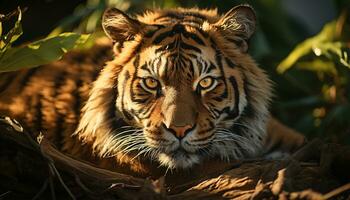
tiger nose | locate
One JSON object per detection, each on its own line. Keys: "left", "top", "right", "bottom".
{"left": 163, "top": 124, "right": 194, "bottom": 139}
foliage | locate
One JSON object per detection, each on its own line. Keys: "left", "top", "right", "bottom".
{"left": 277, "top": 21, "right": 350, "bottom": 74}
{"left": 275, "top": 10, "right": 350, "bottom": 144}
{"left": 0, "top": 8, "right": 89, "bottom": 72}
{"left": 0, "top": 7, "right": 23, "bottom": 55}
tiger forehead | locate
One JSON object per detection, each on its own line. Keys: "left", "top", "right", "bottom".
{"left": 136, "top": 23, "right": 219, "bottom": 81}
{"left": 138, "top": 51, "right": 220, "bottom": 85}
{"left": 133, "top": 9, "right": 223, "bottom": 84}
{"left": 137, "top": 8, "right": 220, "bottom": 25}
{"left": 138, "top": 53, "right": 194, "bottom": 81}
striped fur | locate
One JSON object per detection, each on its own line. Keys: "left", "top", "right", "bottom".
{"left": 0, "top": 5, "right": 304, "bottom": 178}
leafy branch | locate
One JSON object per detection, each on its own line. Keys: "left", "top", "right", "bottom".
{"left": 0, "top": 7, "right": 90, "bottom": 73}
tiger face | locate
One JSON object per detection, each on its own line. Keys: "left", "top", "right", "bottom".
{"left": 76, "top": 5, "right": 272, "bottom": 170}
{"left": 115, "top": 30, "right": 245, "bottom": 168}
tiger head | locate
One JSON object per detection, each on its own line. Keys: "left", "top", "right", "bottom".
{"left": 76, "top": 5, "right": 272, "bottom": 170}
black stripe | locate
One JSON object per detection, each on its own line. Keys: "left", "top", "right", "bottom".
{"left": 155, "top": 13, "right": 185, "bottom": 21}
{"left": 54, "top": 111, "right": 64, "bottom": 148}
{"left": 188, "top": 58, "right": 195, "bottom": 78}
{"left": 153, "top": 25, "right": 183, "bottom": 44}
{"left": 137, "top": 104, "right": 155, "bottom": 119}
{"left": 123, "top": 110, "right": 133, "bottom": 121}
{"left": 230, "top": 123, "right": 244, "bottom": 136}
{"left": 140, "top": 63, "right": 151, "bottom": 74}
{"left": 225, "top": 57, "right": 236, "bottom": 69}
{"left": 164, "top": 56, "right": 170, "bottom": 79}
{"left": 227, "top": 38, "right": 244, "bottom": 47}
{"left": 153, "top": 30, "right": 175, "bottom": 44}
{"left": 213, "top": 97, "right": 224, "bottom": 102}
{"left": 130, "top": 56, "right": 153, "bottom": 104}
{"left": 0, "top": 72, "right": 16, "bottom": 93}
{"left": 214, "top": 48, "right": 228, "bottom": 99}
{"left": 179, "top": 41, "right": 201, "bottom": 53}
{"left": 155, "top": 40, "right": 177, "bottom": 53}
{"left": 182, "top": 31, "right": 205, "bottom": 45}
{"left": 178, "top": 58, "right": 187, "bottom": 73}
{"left": 138, "top": 101, "right": 153, "bottom": 115}
{"left": 135, "top": 86, "right": 152, "bottom": 96}
{"left": 73, "top": 78, "right": 83, "bottom": 121}
{"left": 228, "top": 76, "right": 240, "bottom": 119}
{"left": 53, "top": 71, "right": 67, "bottom": 96}
{"left": 195, "top": 27, "right": 209, "bottom": 38}
{"left": 144, "top": 25, "right": 165, "bottom": 38}
{"left": 129, "top": 108, "right": 138, "bottom": 118}
{"left": 52, "top": 71, "right": 68, "bottom": 148}
{"left": 207, "top": 62, "right": 217, "bottom": 73}
{"left": 241, "top": 75, "right": 255, "bottom": 119}
{"left": 155, "top": 12, "right": 207, "bottom": 21}
{"left": 207, "top": 104, "right": 219, "bottom": 118}
{"left": 186, "top": 53, "right": 198, "bottom": 59}
{"left": 132, "top": 96, "right": 149, "bottom": 104}
{"left": 18, "top": 68, "right": 39, "bottom": 91}
{"left": 154, "top": 30, "right": 203, "bottom": 55}
{"left": 213, "top": 108, "right": 222, "bottom": 115}
{"left": 196, "top": 58, "right": 208, "bottom": 74}
{"left": 182, "top": 19, "right": 203, "bottom": 26}
{"left": 34, "top": 94, "right": 43, "bottom": 133}
{"left": 153, "top": 24, "right": 187, "bottom": 44}
{"left": 155, "top": 58, "right": 163, "bottom": 76}
{"left": 129, "top": 55, "right": 140, "bottom": 102}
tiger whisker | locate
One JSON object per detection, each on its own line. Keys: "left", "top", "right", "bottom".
{"left": 102, "top": 128, "right": 145, "bottom": 157}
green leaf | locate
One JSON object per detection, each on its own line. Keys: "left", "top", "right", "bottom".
{"left": 0, "top": 32, "right": 89, "bottom": 72}
{"left": 0, "top": 7, "right": 23, "bottom": 51}
{"left": 297, "top": 59, "right": 338, "bottom": 75}
{"left": 0, "top": 22, "right": 2, "bottom": 37}
{"left": 277, "top": 21, "right": 337, "bottom": 73}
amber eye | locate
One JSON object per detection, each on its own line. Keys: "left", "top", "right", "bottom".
{"left": 143, "top": 77, "right": 159, "bottom": 90}
{"left": 199, "top": 77, "right": 214, "bottom": 89}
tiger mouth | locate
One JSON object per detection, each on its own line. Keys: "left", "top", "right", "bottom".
{"left": 158, "top": 148, "right": 201, "bottom": 169}
{"left": 168, "top": 148, "right": 189, "bottom": 157}
{"left": 143, "top": 127, "right": 214, "bottom": 168}
{"left": 154, "top": 141, "right": 210, "bottom": 169}
{"left": 168, "top": 146, "right": 193, "bottom": 156}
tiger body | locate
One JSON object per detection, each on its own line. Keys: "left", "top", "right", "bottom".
{"left": 0, "top": 5, "right": 304, "bottom": 178}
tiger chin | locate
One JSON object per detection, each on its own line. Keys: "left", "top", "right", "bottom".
{"left": 0, "top": 5, "right": 305, "bottom": 177}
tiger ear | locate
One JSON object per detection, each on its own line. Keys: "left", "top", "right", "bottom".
{"left": 102, "top": 8, "right": 142, "bottom": 42}
{"left": 215, "top": 5, "right": 256, "bottom": 52}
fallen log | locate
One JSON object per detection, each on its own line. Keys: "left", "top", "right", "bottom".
{"left": 0, "top": 116, "right": 349, "bottom": 200}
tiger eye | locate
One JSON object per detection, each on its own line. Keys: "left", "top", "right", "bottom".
{"left": 144, "top": 77, "right": 159, "bottom": 89}
{"left": 199, "top": 77, "right": 214, "bottom": 89}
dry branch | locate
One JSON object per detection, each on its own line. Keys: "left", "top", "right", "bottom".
{"left": 0, "top": 116, "right": 349, "bottom": 200}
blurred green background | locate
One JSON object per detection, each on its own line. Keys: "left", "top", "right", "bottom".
{"left": 1, "top": 0, "right": 349, "bottom": 144}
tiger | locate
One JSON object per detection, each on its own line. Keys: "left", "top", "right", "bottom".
{"left": 0, "top": 5, "right": 305, "bottom": 178}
